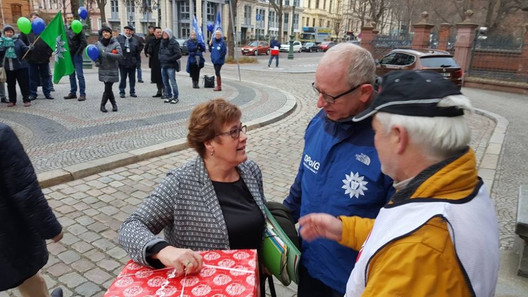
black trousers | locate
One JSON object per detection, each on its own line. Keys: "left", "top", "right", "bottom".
{"left": 213, "top": 64, "right": 222, "bottom": 78}
{"left": 119, "top": 66, "right": 136, "bottom": 95}
{"left": 6, "top": 68, "right": 30, "bottom": 104}
{"left": 104, "top": 82, "right": 114, "bottom": 97}
{"left": 189, "top": 64, "right": 200, "bottom": 81}
{"left": 297, "top": 264, "right": 344, "bottom": 297}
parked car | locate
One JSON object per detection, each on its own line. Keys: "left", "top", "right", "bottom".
{"left": 241, "top": 41, "right": 270, "bottom": 56}
{"left": 176, "top": 39, "right": 188, "bottom": 55}
{"left": 318, "top": 41, "right": 336, "bottom": 52}
{"left": 280, "top": 41, "right": 302, "bottom": 52}
{"left": 376, "top": 49, "right": 463, "bottom": 89}
{"left": 301, "top": 42, "right": 319, "bottom": 52}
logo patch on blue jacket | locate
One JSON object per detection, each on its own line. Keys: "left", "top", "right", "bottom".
{"left": 342, "top": 171, "right": 368, "bottom": 199}
{"left": 355, "top": 153, "right": 371, "bottom": 166}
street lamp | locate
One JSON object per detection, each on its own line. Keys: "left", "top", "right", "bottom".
{"left": 288, "top": 1, "right": 295, "bottom": 60}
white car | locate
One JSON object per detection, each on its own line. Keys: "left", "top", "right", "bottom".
{"left": 280, "top": 41, "right": 302, "bottom": 53}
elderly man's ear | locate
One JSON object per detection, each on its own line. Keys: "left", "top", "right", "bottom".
{"left": 392, "top": 125, "right": 409, "bottom": 155}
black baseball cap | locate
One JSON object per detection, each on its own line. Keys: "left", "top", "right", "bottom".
{"left": 353, "top": 70, "right": 464, "bottom": 122}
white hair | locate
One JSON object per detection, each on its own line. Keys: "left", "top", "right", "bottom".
{"left": 375, "top": 95, "right": 474, "bottom": 161}
{"left": 322, "top": 43, "right": 376, "bottom": 86}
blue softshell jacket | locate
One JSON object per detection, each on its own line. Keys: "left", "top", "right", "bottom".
{"left": 283, "top": 110, "right": 394, "bottom": 293}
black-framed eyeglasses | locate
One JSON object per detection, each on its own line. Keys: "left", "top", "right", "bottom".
{"left": 312, "top": 82, "right": 367, "bottom": 104}
{"left": 216, "top": 125, "right": 247, "bottom": 139}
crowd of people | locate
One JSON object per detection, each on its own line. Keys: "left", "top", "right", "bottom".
{"left": 1, "top": 13, "right": 501, "bottom": 297}
{"left": 0, "top": 14, "right": 226, "bottom": 112}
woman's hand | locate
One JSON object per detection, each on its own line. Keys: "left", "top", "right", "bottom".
{"left": 153, "top": 246, "right": 203, "bottom": 276}
{"left": 299, "top": 213, "right": 343, "bottom": 242}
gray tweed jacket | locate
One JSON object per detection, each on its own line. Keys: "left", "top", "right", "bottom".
{"left": 118, "top": 156, "right": 267, "bottom": 266}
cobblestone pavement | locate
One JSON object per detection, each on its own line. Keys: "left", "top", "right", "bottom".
{"left": 1, "top": 53, "right": 526, "bottom": 296}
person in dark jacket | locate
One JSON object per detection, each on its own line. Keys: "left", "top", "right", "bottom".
{"left": 95, "top": 26, "right": 123, "bottom": 112}
{"left": 268, "top": 37, "right": 281, "bottom": 68}
{"left": 209, "top": 30, "right": 226, "bottom": 91}
{"left": 0, "top": 123, "right": 64, "bottom": 297}
{"left": 186, "top": 31, "right": 205, "bottom": 89}
{"left": 20, "top": 25, "right": 54, "bottom": 100}
{"left": 158, "top": 28, "right": 181, "bottom": 104}
{"left": 146, "top": 27, "right": 163, "bottom": 97}
{"left": 64, "top": 13, "right": 87, "bottom": 101}
{"left": 116, "top": 25, "right": 140, "bottom": 98}
{"left": 0, "top": 25, "right": 31, "bottom": 107}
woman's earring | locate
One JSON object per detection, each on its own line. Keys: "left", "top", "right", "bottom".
{"left": 210, "top": 151, "right": 214, "bottom": 157}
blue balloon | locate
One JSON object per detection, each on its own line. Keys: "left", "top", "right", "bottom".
{"left": 86, "top": 44, "right": 99, "bottom": 61}
{"left": 78, "top": 6, "right": 88, "bottom": 20}
{"left": 207, "top": 22, "right": 214, "bottom": 32}
{"left": 31, "top": 17, "right": 46, "bottom": 35}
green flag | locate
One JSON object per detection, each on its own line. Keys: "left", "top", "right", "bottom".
{"left": 39, "top": 11, "right": 74, "bottom": 84}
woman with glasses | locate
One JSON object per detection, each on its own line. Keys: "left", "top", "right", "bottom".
{"left": 119, "top": 99, "right": 267, "bottom": 289}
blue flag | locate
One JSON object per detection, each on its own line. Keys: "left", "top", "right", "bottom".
{"left": 213, "top": 10, "right": 222, "bottom": 34}
{"left": 192, "top": 15, "right": 205, "bottom": 46}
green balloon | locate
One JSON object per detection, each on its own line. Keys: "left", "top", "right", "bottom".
{"left": 71, "top": 20, "right": 83, "bottom": 34}
{"left": 17, "top": 17, "right": 31, "bottom": 34}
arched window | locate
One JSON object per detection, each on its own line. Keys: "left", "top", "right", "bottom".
{"left": 11, "top": 4, "right": 22, "bottom": 21}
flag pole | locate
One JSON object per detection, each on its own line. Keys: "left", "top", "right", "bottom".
{"left": 227, "top": 0, "right": 240, "bottom": 81}
{"left": 21, "top": 35, "right": 41, "bottom": 60}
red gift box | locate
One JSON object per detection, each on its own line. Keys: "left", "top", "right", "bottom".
{"left": 105, "top": 249, "right": 259, "bottom": 297}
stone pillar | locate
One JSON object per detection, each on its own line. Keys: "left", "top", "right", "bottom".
{"left": 518, "top": 24, "right": 528, "bottom": 80}
{"left": 360, "top": 23, "right": 375, "bottom": 55}
{"left": 412, "top": 12, "right": 434, "bottom": 50}
{"left": 454, "top": 10, "right": 479, "bottom": 81}
{"left": 438, "top": 23, "right": 452, "bottom": 51}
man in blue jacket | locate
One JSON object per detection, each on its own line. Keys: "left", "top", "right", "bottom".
{"left": 283, "top": 43, "right": 394, "bottom": 297}
{"left": 268, "top": 37, "right": 280, "bottom": 68}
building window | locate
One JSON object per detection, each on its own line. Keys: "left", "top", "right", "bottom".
{"left": 294, "top": 13, "right": 298, "bottom": 29}
{"left": 285, "top": 0, "right": 290, "bottom": 5}
{"left": 181, "top": 23, "right": 190, "bottom": 39}
{"left": 110, "top": 0, "right": 119, "bottom": 19}
{"left": 244, "top": 5, "right": 251, "bottom": 26}
{"left": 323, "top": 0, "right": 326, "bottom": 10}
{"left": 11, "top": 4, "right": 22, "bottom": 20}
{"left": 207, "top": 3, "right": 216, "bottom": 23}
{"left": 126, "top": 0, "right": 135, "bottom": 24}
{"left": 180, "top": 2, "right": 190, "bottom": 21}
{"left": 269, "top": 11, "right": 275, "bottom": 28}
{"left": 284, "top": 13, "right": 289, "bottom": 29}
{"left": 315, "top": 0, "right": 319, "bottom": 9}
{"left": 312, "top": 18, "right": 315, "bottom": 27}
{"left": 308, "top": 0, "right": 311, "bottom": 8}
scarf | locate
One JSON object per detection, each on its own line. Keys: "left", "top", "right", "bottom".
{"left": 101, "top": 37, "right": 111, "bottom": 47}
{"left": 2, "top": 37, "right": 17, "bottom": 59}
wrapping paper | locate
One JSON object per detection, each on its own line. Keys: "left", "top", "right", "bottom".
{"left": 105, "top": 249, "right": 259, "bottom": 297}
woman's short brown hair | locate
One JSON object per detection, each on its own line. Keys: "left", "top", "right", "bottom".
{"left": 187, "top": 98, "right": 241, "bottom": 158}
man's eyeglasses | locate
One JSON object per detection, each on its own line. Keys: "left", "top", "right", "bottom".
{"left": 216, "top": 125, "right": 247, "bottom": 139}
{"left": 312, "top": 82, "right": 367, "bottom": 104}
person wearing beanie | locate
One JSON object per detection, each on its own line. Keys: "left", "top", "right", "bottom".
{"left": 209, "top": 30, "right": 226, "bottom": 91}
{"left": 0, "top": 25, "right": 31, "bottom": 107}
{"left": 116, "top": 25, "right": 140, "bottom": 98}
{"left": 158, "top": 28, "right": 181, "bottom": 104}
{"left": 95, "top": 26, "right": 123, "bottom": 112}
{"left": 185, "top": 31, "right": 205, "bottom": 89}
{"left": 146, "top": 27, "right": 163, "bottom": 97}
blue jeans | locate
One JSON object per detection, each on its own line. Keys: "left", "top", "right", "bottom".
{"left": 268, "top": 54, "right": 279, "bottom": 67}
{"left": 29, "top": 63, "right": 51, "bottom": 97}
{"left": 69, "top": 54, "right": 86, "bottom": 96}
{"left": 136, "top": 65, "right": 142, "bottom": 81}
{"left": 161, "top": 67, "right": 178, "bottom": 99}
{"left": 119, "top": 66, "right": 136, "bottom": 95}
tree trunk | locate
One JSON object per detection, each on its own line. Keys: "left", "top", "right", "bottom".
{"left": 71, "top": 0, "right": 80, "bottom": 19}
{"left": 227, "top": 0, "right": 237, "bottom": 59}
{"left": 96, "top": 0, "right": 107, "bottom": 23}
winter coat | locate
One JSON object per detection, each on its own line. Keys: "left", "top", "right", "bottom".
{"left": 116, "top": 34, "right": 140, "bottom": 68}
{"left": 158, "top": 37, "right": 181, "bottom": 69}
{"left": 146, "top": 37, "right": 162, "bottom": 83}
{"left": 0, "top": 36, "right": 29, "bottom": 71}
{"left": 283, "top": 110, "right": 394, "bottom": 293}
{"left": 210, "top": 37, "right": 226, "bottom": 65}
{"left": 0, "top": 123, "right": 62, "bottom": 291}
{"left": 95, "top": 38, "right": 123, "bottom": 83}
{"left": 65, "top": 25, "right": 87, "bottom": 57}
{"left": 341, "top": 148, "right": 499, "bottom": 297}
{"left": 186, "top": 38, "right": 205, "bottom": 73}
{"left": 20, "top": 32, "right": 53, "bottom": 64}
{"left": 133, "top": 34, "right": 145, "bottom": 67}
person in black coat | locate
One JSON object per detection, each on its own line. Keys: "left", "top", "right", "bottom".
{"left": 185, "top": 31, "right": 205, "bottom": 89}
{"left": 116, "top": 25, "right": 140, "bottom": 98}
{"left": 64, "top": 13, "right": 88, "bottom": 101}
{"left": 20, "top": 30, "right": 53, "bottom": 100}
{"left": 0, "top": 123, "right": 64, "bottom": 297}
{"left": 146, "top": 27, "right": 163, "bottom": 97}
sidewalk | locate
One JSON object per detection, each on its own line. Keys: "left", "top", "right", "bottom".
{"left": 1, "top": 55, "right": 527, "bottom": 296}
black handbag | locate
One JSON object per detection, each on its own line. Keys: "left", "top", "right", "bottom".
{"left": 203, "top": 75, "right": 215, "bottom": 88}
